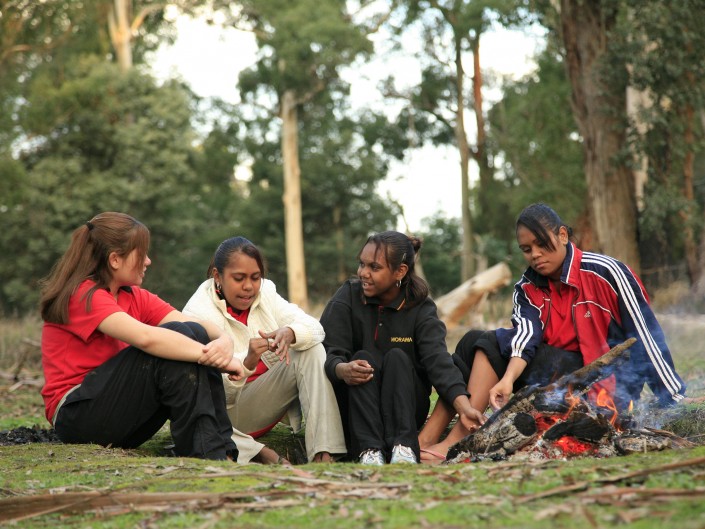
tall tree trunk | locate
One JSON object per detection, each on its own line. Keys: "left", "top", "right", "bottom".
{"left": 559, "top": 0, "right": 640, "bottom": 271}
{"left": 681, "top": 103, "right": 699, "bottom": 286}
{"left": 108, "top": 0, "right": 133, "bottom": 72}
{"left": 280, "top": 89, "right": 309, "bottom": 310}
{"left": 694, "top": 109, "right": 705, "bottom": 296}
{"left": 625, "top": 84, "right": 651, "bottom": 212}
{"left": 471, "top": 34, "right": 495, "bottom": 260}
{"left": 454, "top": 35, "right": 474, "bottom": 281}
{"left": 333, "top": 205, "right": 346, "bottom": 284}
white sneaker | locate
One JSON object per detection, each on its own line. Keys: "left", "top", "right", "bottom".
{"left": 390, "top": 445, "right": 417, "bottom": 464}
{"left": 359, "top": 449, "right": 385, "bottom": 466}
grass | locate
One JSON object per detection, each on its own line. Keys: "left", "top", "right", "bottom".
{"left": 2, "top": 306, "right": 705, "bottom": 528}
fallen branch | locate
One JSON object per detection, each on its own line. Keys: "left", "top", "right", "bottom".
{"left": 435, "top": 263, "right": 512, "bottom": 329}
{"left": 0, "top": 478, "right": 412, "bottom": 523}
{"left": 515, "top": 455, "right": 705, "bottom": 504}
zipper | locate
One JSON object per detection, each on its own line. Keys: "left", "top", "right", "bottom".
{"left": 374, "top": 306, "right": 383, "bottom": 341}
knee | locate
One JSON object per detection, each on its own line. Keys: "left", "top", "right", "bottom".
{"left": 352, "top": 349, "right": 374, "bottom": 364}
{"left": 351, "top": 349, "right": 381, "bottom": 372}
{"left": 383, "top": 348, "right": 412, "bottom": 370}
{"left": 294, "top": 342, "right": 326, "bottom": 366}
{"left": 160, "top": 320, "right": 209, "bottom": 345}
{"left": 455, "top": 329, "right": 486, "bottom": 354}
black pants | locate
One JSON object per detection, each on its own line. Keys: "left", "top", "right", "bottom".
{"left": 348, "top": 348, "right": 428, "bottom": 461}
{"left": 54, "top": 321, "right": 237, "bottom": 460}
{"left": 452, "top": 330, "right": 583, "bottom": 392}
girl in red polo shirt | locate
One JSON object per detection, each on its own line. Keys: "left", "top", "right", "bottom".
{"left": 40, "top": 212, "right": 244, "bottom": 460}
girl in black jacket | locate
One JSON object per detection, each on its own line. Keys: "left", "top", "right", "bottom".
{"left": 320, "top": 230, "right": 485, "bottom": 465}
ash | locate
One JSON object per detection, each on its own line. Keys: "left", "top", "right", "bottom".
{"left": 0, "top": 425, "right": 61, "bottom": 445}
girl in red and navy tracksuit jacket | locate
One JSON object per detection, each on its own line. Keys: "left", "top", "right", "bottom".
{"left": 418, "top": 203, "right": 686, "bottom": 462}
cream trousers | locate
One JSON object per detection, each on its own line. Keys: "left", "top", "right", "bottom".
{"left": 223, "top": 342, "right": 346, "bottom": 463}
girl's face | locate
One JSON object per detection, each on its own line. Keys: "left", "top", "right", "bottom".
{"left": 109, "top": 249, "right": 151, "bottom": 292}
{"left": 516, "top": 224, "right": 568, "bottom": 281}
{"left": 214, "top": 252, "right": 262, "bottom": 311}
{"left": 357, "top": 242, "right": 406, "bottom": 305}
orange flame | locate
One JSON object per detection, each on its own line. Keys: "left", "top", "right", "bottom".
{"left": 596, "top": 388, "right": 618, "bottom": 426}
{"left": 563, "top": 385, "right": 582, "bottom": 416}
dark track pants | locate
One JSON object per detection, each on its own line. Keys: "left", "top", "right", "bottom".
{"left": 452, "top": 329, "right": 583, "bottom": 392}
{"left": 348, "top": 348, "right": 428, "bottom": 461}
{"left": 54, "top": 321, "right": 237, "bottom": 460}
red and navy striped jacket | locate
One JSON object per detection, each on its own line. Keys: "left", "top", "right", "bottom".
{"left": 495, "top": 242, "right": 685, "bottom": 407}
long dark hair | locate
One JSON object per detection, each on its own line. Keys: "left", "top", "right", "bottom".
{"left": 39, "top": 212, "right": 150, "bottom": 324}
{"left": 207, "top": 236, "right": 266, "bottom": 279}
{"left": 516, "top": 203, "right": 573, "bottom": 252}
{"left": 362, "top": 230, "right": 429, "bottom": 308}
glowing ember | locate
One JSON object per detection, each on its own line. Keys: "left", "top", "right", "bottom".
{"left": 553, "top": 436, "right": 596, "bottom": 456}
{"left": 534, "top": 415, "right": 560, "bottom": 433}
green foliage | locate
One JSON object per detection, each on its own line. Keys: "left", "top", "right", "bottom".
{"left": 416, "top": 213, "right": 462, "bottom": 296}
{"left": 487, "top": 45, "right": 586, "bottom": 232}
{"left": 618, "top": 0, "right": 705, "bottom": 280}
{"left": 236, "top": 0, "right": 373, "bottom": 100}
{"left": 0, "top": 59, "right": 234, "bottom": 313}
{"left": 216, "top": 94, "right": 400, "bottom": 301}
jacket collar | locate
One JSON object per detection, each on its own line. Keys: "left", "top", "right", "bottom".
{"left": 522, "top": 241, "right": 582, "bottom": 289}
{"left": 207, "top": 278, "right": 262, "bottom": 316}
{"left": 359, "top": 281, "right": 407, "bottom": 311}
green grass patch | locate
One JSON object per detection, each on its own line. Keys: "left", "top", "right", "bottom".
{"left": 2, "top": 312, "right": 705, "bottom": 528}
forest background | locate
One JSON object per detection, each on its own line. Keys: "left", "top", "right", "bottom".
{"left": 1, "top": 0, "right": 705, "bottom": 318}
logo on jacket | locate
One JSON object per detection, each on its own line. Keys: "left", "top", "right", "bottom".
{"left": 391, "top": 336, "right": 413, "bottom": 343}
{"left": 584, "top": 310, "right": 591, "bottom": 318}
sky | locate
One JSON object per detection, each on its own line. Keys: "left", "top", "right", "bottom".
{"left": 150, "top": 11, "right": 545, "bottom": 232}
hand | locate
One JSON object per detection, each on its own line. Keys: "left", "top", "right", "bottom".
{"left": 225, "top": 356, "right": 245, "bottom": 382}
{"left": 199, "top": 334, "right": 234, "bottom": 369}
{"left": 243, "top": 336, "right": 271, "bottom": 371}
{"left": 453, "top": 396, "right": 487, "bottom": 432}
{"left": 259, "top": 327, "right": 295, "bottom": 365}
{"left": 335, "top": 359, "right": 374, "bottom": 386}
{"left": 489, "top": 377, "right": 514, "bottom": 410}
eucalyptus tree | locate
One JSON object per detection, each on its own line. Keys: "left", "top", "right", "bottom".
{"left": 387, "top": 0, "right": 524, "bottom": 282}
{"left": 530, "top": 0, "right": 640, "bottom": 270}
{"left": 221, "top": 93, "right": 402, "bottom": 303}
{"left": 620, "top": 0, "right": 705, "bottom": 292}
{"left": 487, "top": 46, "right": 587, "bottom": 245}
{"left": 0, "top": 60, "right": 215, "bottom": 314}
{"left": 530, "top": 0, "right": 705, "bottom": 283}
{"left": 227, "top": 0, "right": 373, "bottom": 310}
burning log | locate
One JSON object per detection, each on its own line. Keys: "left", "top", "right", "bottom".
{"left": 446, "top": 338, "right": 694, "bottom": 463}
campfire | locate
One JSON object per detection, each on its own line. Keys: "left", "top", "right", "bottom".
{"left": 446, "top": 338, "right": 693, "bottom": 463}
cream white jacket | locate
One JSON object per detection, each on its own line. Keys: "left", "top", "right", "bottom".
{"left": 183, "top": 278, "right": 325, "bottom": 370}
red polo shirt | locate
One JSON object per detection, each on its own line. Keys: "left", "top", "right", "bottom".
{"left": 41, "top": 280, "right": 173, "bottom": 423}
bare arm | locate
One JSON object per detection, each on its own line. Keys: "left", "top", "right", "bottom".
{"left": 489, "top": 357, "right": 528, "bottom": 410}
{"left": 97, "top": 311, "right": 243, "bottom": 378}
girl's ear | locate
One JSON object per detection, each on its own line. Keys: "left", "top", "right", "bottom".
{"left": 395, "top": 263, "right": 409, "bottom": 282}
{"left": 558, "top": 226, "right": 569, "bottom": 245}
{"left": 108, "top": 251, "right": 120, "bottom": 270}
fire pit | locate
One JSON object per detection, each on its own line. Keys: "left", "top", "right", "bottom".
{"left": 446, "top": 338, "right": 694, "bottom": 463}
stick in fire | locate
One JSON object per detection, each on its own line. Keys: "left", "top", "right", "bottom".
{"left": 446, "top": 338, "right": 637, "bottom": 460}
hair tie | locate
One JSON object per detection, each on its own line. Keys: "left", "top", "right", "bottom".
{"left": 86, "top": 221, "right": 94, "bottom": 231}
